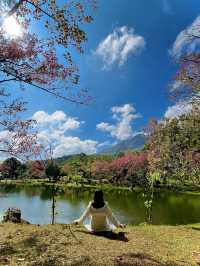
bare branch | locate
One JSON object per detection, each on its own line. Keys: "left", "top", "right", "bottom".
{"left": 0, "top": 67, "right": 85, "bottom": 104}
{"left": 27, "top": 0, "right": 59, "bottom": 23}
{"left": 0, "top": 78, "right": 16, "bottom": 83}
{"left": 6, "top": 0, "right": 26, "bottom": 17}
{"left": 190, "top": 34, "right": 200, "bottom": 39}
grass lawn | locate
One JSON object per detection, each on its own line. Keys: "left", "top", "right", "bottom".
{"left": 1, "top": 223, "right": 200, "bottom": 265}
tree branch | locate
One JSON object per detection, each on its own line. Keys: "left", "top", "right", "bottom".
{"left": 0, "top": 149, "right": 10, "bottom": 153}
{"left": 4, "top": 0, "right": 57, "bottom": 22}
{"left": 6, "top": 0, "right": 26, "bottom": 17}
{"left": 23, "top": 80, "right": 84, "bottom": 104}
{"left": 0, "top": 67, "right": 85, "bottom": 105}
{"left": 2, "top": 59, "right": 34, "bottom": 71}
{"left": 190, "top": 34, "right": 200, "bottom": 39}
{"left": 0, "top": 78, "right": 16, "bottom": 84}
{"left": 26, "top": 0, "right": 59, "bottom": 23}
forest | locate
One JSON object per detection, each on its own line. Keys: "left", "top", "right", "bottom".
{"left": 1, "top": 104, "right": 199, "bottom": 188}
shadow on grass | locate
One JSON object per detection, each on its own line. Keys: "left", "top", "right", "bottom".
{"left": 22, "top": 234, "right": 38, "bottom": 247}
{"left": 77, "top": 230, "right": 128, "bottom": 242}
{"left": 20, "top": 234, "right": 48, "bottom": 255}
{"left": 38, "top": 255, "right": 91, "bottom": 266}
{"left": 0, "top": 243, "right": 16, "bottom": 265}
{"left": 0, "top": 243, "right": 15, "bottom": 256}
{"left": 191, "top": 227, "right": 200, "bottom": 232}
{"left": 114, "top": 253, "right": 185, "bottom": 266}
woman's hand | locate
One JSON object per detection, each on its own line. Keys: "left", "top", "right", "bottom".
{"left": 119, "top": 223, "right": 126, "bottom": 228}
{"left": 72, "top": 219, "right": 79, "bottom": 225}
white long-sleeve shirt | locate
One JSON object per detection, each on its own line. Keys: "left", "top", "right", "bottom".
{"left": 75, "top": 201, "right": 120, "bottom": 232}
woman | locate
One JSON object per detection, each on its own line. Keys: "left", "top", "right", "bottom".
{"left": 73, "top": 190, "right": 125, "bottom": 232}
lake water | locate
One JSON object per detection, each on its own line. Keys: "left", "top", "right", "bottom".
{"left": 1, "top": 184, "right": 200, "bottom": 225}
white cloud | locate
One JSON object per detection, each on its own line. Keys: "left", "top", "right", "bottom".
{"left": 53, "top": 137, "right": 97, "bottom": 158}
{"left": 97, "top": 104, "right": 141, "bottom": 141}
{"left": 165, "top": 80, "right": 200, "bottom": 119}
{"left": 164, "top": 101, "right": 193, "bottom": 119}
{"left": 95, "top": 26, "right": 145, "bottom": 69}
{"left": 0, "top": 130, "right": 8, "bottom": 139}
{"left": 170, "top": 80, "right": 183, "bottom": 92}
{"left": 0, "top": 110, "right": 99, "bottom": 159}
{"left": 32, "top": 110, "right": 98, "bottom": 157}
{"left": 32, "top": 110, "right": 81, "bottom": 131}
{"left": 33, "top": 110, "right": 66, "bottom": 124}
{"left": 0, "top": 130, "right": 8, "bottom": 160}
{"left": 61, "top": 118, "right": 80, "bottom": 131}
{"left": 97, "top": 122, "right": 115, "bottom": 133}
{"left": 170, "top": 15, "right": 200, "bottom": 58}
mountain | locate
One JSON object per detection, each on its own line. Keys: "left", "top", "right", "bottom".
{"left": 55, "top": 153, "right": 87, "bottom": 165}
{"left": 54, "top": 134, "right": 148, "bottom": 164}
{"left": 100, "top": 134, "right": 148, "bottom": 154}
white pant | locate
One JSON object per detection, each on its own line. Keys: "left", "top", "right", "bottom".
{"left": 84, "top": 223, "right": 116, "bottom": 232}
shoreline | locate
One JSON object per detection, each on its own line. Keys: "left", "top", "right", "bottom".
{"left": 1, "top": 179, "right": 200, "bottom": 195}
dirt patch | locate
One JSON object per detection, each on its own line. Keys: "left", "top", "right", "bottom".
{"left": 114, "top": 253, "right": 181, "bottom": 266}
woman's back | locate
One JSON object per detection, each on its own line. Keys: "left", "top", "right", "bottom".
{"left": 73, "top": 190, "right": 125, "bottom": 232}
{"left": 75, "top": 201, "right": 120, "bottom": 232}
{"left": 90, "top": 202, "right": 109, "bottom": 231}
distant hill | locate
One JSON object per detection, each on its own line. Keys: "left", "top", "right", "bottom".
{"left": 100, "top": 134, "right": 148, "bottom": 154}
{"left": 54, "top": 134, "right": 148, "bottom": 164}
{"left": 55, "top": 153, "right": 87, "bottom": 165}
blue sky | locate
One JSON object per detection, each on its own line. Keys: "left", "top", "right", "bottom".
{"left": 2, "top": 0, "right": 200, "bottom": 157}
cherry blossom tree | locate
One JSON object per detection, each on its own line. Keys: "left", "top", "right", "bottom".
{"left": 91, "top": 159, "right": 113, "bottom": 181}
{"left": 27, "top": 159, "right": 45, "bottom": 178}
{"left": 173, "top": 54, "right": 200, "bottom": 104}
{"left": 91, "top": 152, "right": 148, "bottom": 185}
{"left": 171, "top": 25, "right": 200, "bottom": 104}
{"left": 0, "top": 0, "right": 96, "bottom": 158}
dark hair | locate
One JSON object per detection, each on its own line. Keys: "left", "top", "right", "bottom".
{"left": 92, "top": 190, "right": 105, "bottom": 209}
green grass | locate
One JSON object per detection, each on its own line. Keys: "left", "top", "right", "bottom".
{"left": 1, "top": 223, "right": 200, "bottom": 265}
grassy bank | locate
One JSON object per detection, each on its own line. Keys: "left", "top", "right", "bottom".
{"left": 2, "top": 179, "right": 200, "bottom": 195}
{"left": 0, "top": 179, "right": 136, "bottom": 193}
{"left": 0, "top": 223, "right": 200, "bottom": 265}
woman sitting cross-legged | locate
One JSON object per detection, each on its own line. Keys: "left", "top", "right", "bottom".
{"left": 73, "top": 190, "right": 125, "bottom": 233}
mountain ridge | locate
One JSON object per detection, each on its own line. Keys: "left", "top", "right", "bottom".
{"left": 54, "top": 134, "right": 148, "bottom": 163}
{"left": 99, "top": 133, "right": 148, "bottom": 154}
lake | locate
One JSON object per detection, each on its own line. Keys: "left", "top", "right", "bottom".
{"left": 1, "top": 184, "right": 200, "bottom": 225}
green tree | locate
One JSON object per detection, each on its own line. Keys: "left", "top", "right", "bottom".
{"left": 0, "top": 157, "right": 24, "bottom": 179}
{"left": 45, "top": 161, "right": 60, "bottom": 182}
{"left": 148, "top": 107, "right": 200, "bottom": 184}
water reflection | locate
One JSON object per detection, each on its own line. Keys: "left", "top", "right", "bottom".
{"left": 0, "top": 185, "right": 200, "bottom": 225}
